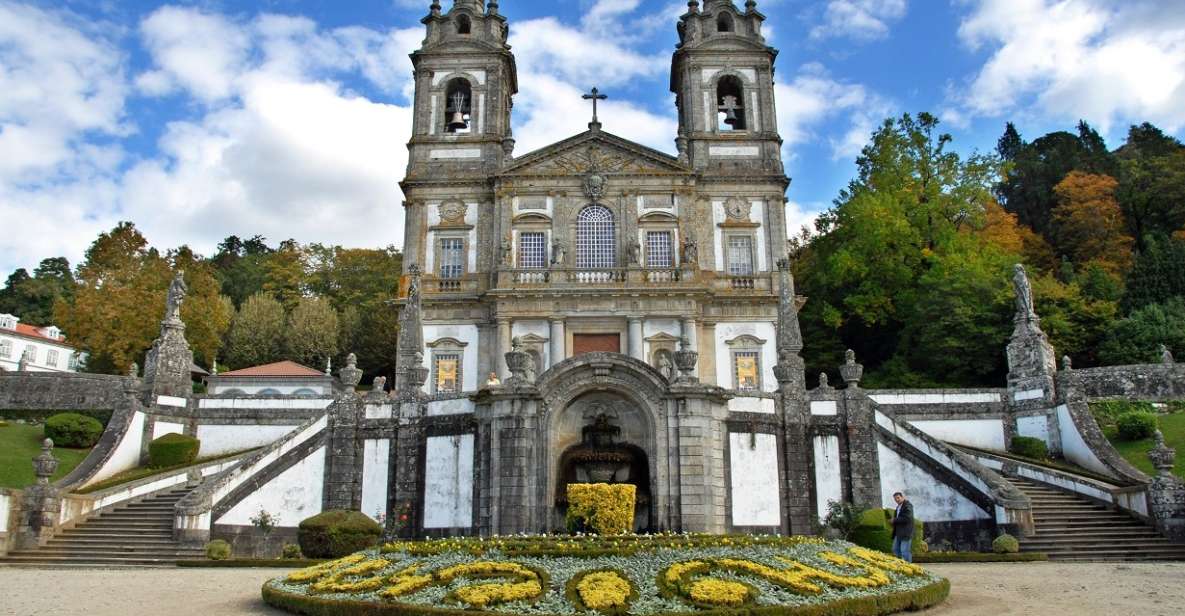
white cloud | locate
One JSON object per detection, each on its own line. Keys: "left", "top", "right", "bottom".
{"left": 775, "top": 64, "right": 893, "bottom": 160}
{"left": 785, "top": 200, "right": 822, "bottom": 237}
{"left": 955, "top": 0, "right": 1185, "bottom": 133}
{"left": 810, "top": 0, "right": 908, "bottom": 41}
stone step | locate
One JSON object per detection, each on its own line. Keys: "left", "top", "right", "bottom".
{"left": 1020, "top": 547, "right": 1185, "bottom": 559}
{"left": 1026, "top": 529, "right": 1164, "bottom": 539}
{"left": 45, "top": 538, "right": 183, "bottom": 549}
{"left": 1022, "top": 538, "right": 1180, "bottom": 548}
{"left": 20, "top": 546, "right": 205, "bottom": 556}
{"left": 0, "top": 555, "right": 199, "bottom": 566}
{"left": 62, "top": 529, "right": 176, "bottom": 539}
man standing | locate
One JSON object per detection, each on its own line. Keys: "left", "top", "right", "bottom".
{"left": 891, "top": 492, "right": 914, "bottom": 562}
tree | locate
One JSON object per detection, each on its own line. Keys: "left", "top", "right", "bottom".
{"left": 1098, "top": 298, "right": 1185, "bottom": 365}
{"left": 284, "top": 296, "right": 339, "bottom": 367}
{"left": 978, "top": 202, "right": 1057, "bottom": 273}
{"left": 1050, "top": 172, "right": 1134, "bottom": 275}
{"left": 171, "top": 247, "right": 233, "bottom": 368}
{"left": 994, "top": 123, "right": 1116, "bottom": 235}
{"left": 0, "top": 258, "right": 77, "bottom": 325}
{"left": 211, "top": 235, "right": 274, "bottom": 307}
{"left": 223, "top": 293, "right": 286, "bottom": 369}
{"left": 1115, "top": 124, "right": 1185, "bottom": 250}
{"left": 262, "top": 240, "right": 307, "bottom": 310}
{"left": 1123, "top": 237, "right": 1185, "bottom": 312}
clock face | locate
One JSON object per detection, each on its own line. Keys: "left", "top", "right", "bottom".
{"left": 725, "top": 198, "right": 749, "bottom": 220}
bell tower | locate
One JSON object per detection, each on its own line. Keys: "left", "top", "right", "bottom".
{"left": 405, "top": 0, "right": 518, "bottom": 179}
{"left": 670, "top": 0, "right": 783, "bottom": 175}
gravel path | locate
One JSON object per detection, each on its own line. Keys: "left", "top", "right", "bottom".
{"left": 0, "top": 562, "right": 1182, "bottom": 616}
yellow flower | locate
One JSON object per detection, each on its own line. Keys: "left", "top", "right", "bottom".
{"left": 576, "top": 571, "right": 632, "bottom": 610}
{"left": 688, "top": 579, "right": 749, "bottom": 606}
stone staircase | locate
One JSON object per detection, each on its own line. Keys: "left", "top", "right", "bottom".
{"left": 1012, "top": 477, "right": 1185, "bottom": 561}
{"left": 2, "top": 487, "right": 205, "bottom": 566}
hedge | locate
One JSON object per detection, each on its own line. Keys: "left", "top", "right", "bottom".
{"left": 298, "top": 510, "right": 383, "bottom": 559}
{"left": 1009, "top": 436, "right": 1048, "bottom": 460}
{"left": 1116, "top": 411, "right": 1158, "bottom": 441}
{"left": 206, "top": 539, "right": 232, "bottom": 560}
{"left": 44, "top": 412, "right": 104, "bottom": 448}
{"left": 0, "top": 408, "right": 113, "bottom": 426}
{"left": 262, "top": 578, "right": 951, "bottom": 616}
{"left": 179, "top": 559, "right": 329, "bottom": 568}
{"left": 148, "top": 433, "right": 200, "bottom": 468}
{"left": 914, "top": 551, "right": 1046, "bottom": 563}
{"left": 849, "top": 509, "right": 924, "bottom": 555}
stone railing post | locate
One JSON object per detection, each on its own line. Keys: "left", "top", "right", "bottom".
{"left": 1147, "top": 431, "right": 1185, "bottom": 542}
{"left": 16, "top": 439, "right": 61, "bottom": 549}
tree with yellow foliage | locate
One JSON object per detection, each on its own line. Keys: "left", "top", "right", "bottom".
{"left": 1051, "top": 172, "right": 1134, "bottom": 275}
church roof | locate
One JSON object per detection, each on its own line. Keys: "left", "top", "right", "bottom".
{"left": 500, "top": 128, "right": 689, "bottom": 177}
{"left": 217, "top": 360, "right": 325, "bottom": 378}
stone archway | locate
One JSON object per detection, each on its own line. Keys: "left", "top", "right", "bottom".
{"left": 536, "top": 352, "right": 672, "bottom": 532}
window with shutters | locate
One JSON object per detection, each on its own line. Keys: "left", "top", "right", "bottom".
{"left": 439, "top": 238, "right": 465, "bottom": 279}
{"left": 518, "top": 232, "right": 547, "bottom": 269}
{"left": 646, "top": 231, "right": 674, "bottom": 268}
{"left": 576, "top": 205, "right": 616, "bottom": 269}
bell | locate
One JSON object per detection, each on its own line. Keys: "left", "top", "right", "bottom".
{"left": 447, "top": 91, "right": 469, "bottom": 132}
{"left": 720, "top": 94, "right": 741, "bottom": 127}
{"left": 723, "top": 108, "right": 739, "bottom": 127}
{"left": 447, "top": 110, "right": 468, "bottom": 132}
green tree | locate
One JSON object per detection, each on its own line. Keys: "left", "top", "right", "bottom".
{"left": 284, "top": 296, "right": 339, "bottom": 367}
{"left": 262, "top": 240, "right": 307, "bottom": 310}
{"left": 211, "top": 235, "right": 273, "bottom": 307}
{"left": 0, "top": 258, "right": 77, "bottom": 325}
{"left": 223, "top": 292, "right": 286, "bottom": 369}
{"left": 1115, "top": 124, "right": 1185, "bottom": 250}
{"left": 1123, "top": 237, "right": 1185, "bottom": 312}
{"left": 171, "top": 247, "right": 233, "bottom": 369}
{"left": 1098, "top": 298, "right": 1185, "bottom": 365}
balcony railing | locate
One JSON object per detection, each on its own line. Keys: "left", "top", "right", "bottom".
{"left": 424, "top": 269, "right": 775, "bottom": 294}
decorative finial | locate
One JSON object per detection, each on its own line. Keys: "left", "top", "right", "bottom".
{"left": 1161, "top": 344, "right": 1175, "bottom": 365}
{"left": 839, "top": 349, "right": 864, "bottom": 387}
{"left": 430, "top": 0, "right": 441, "bottom": 16}
{"left": 1062, "top": 355, "right": 1072, "bottom": 371}
{"left": 338, "top": 352, "right": 362, "bottom": 389}
{"left": 818, "top": 372, "right": 829, "bottom": 389}
{"left": 688, "top": 0, "right": 700, "bottom": 13}
{"left": 487, "top": 0, "right": 499, "bottom": 15}
{"left": 128, "top": 362, "right": 139, "bottom": 378}
{"left": 1149, "top": 430, "right": 1177, "bottom": 476}
{"left": 325, "top": 356, "right": 332, "bottom": 376}
{"left": 33, "top": 439, "right": 58, "bottom": 486}
{"left": 746, "top": 0, "right": 757, "bottom": 11}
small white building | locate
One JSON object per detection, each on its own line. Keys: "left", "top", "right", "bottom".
{"left": 0, "top": 313, "right": 83, "bottom": 373}
{"left": 205, "top": 361, "right": 334, "bottom": 396}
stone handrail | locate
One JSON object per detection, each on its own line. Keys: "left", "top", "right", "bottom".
{"left": 1054, "top": 385, "right": 1150, "bottom": 485}
{"left": 173, "top": 413, "right": 327, "bottom": 543}
{"left": 1074, "top": 363, "right": 1185, "bottom": 401}
{"left": 875, "top": 409, "right": 1034, "bottom": 534}
{"left": 53, "top": 383, "right": 145, "bottom": 491}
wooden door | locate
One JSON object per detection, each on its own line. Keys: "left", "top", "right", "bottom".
{"left": 572, "top": 333, "right": 621, "bottom": 356}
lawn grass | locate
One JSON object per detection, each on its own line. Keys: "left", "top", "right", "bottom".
{"left": 1102, "top": 411, "right": 1185, "bottom": 480}
{"left": 0, "top": 423, "right": 91, "bottom": 489}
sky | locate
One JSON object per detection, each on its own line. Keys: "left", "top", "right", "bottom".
{"left": 2, "top": 0, "right": 1185, "bottom": 276}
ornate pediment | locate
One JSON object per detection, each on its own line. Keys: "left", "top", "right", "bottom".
{"left": 501, "top": 130, "right": 689, "bottom": 178}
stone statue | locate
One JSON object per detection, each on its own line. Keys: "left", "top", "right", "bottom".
{"left": 372, "top": 376, "right": 387, "bottom": 393}
{"left": 511, "top": 336, "right": 524, "bottom": 353}
{"left": 1012, "top": 264, "right": 1036, "bottom": 319}
{"left": 552, "top": 238, "right": 566, "bottom": 265}
{"left": 657, "top": 352, "right": 674, "bottom": 380}
{"left": 1062, "top": 355, "right": 1073, "bottom": 371}
{"left": 17, "top": 347, "right": 32, "bottom": 371}
{"left": 485, "top": 372, "right": 501, "bottom": 387}
{"left": 501, "top": 236, "right": 513, "bottom": 266}
{"left": 406, "top": 264, "right": 421, "bottom": 299}
{"left": 626, "top": 237, "right": 641, "bottom": 266}
{"left": 682, "top": 233, "right": 698, "bottom": 265}
{"left": 128, "top": 362, "right": 139, "bottom": 378}
{"left": 165, "top": 271, "right": 187, "bottom": 322}
{"left": 818, "top": 373, "right": 830, "bottom": 389}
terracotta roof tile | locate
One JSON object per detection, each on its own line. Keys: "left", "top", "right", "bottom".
{"left": 4, "top": 323, "right": 73, "bottom": 347}
{"left": 217, "top": 360, "right": 326, "bottom": 377}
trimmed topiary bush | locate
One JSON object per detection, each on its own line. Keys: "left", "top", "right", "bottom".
{"left": 992, "top": 533, "right": 1020, "bottom": 554}
{"left": 1009, "top": 436, "right": 1049, "bottom": 459}
{"left": 298, "top": 510, "right": 382, "bottom": 559}
{"left": 148, "top": 433, "right": 200, "bottom": 468}
{"left": 44, "top": 412, "right": 104, "bottom": 448}
{"left": 1116, "top": 411, "right": 1158, "bottom": 441}
{"left": 849, "top": 508, "right": 925, "bottom": 555}
{"left": 566, "top": 483, "right": 637, "bottom": 535}
{"left": 282, "top": 544, "right": 303, "bottom": 560}
{"left": 206, "top": 539, "right": 232, "bottom": 560}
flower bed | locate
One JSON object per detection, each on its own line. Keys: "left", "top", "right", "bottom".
{"left": 262, "top": 535, "right": 949, "bottom": 615}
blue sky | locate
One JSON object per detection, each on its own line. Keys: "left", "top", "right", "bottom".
{"left": 2, "top": 0, "right": 1185, "bottom": 276}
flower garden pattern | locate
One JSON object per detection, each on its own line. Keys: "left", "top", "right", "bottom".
{"left": 262, "top": 535, "right": 949, "bottom": 615}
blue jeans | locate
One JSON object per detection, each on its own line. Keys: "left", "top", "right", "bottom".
{"left": 892, "top": 536, "right": 913, "bottom": 562}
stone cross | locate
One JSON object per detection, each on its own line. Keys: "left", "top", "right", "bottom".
{"left": 582, "top": 87, "right": 607, "bottom": 128}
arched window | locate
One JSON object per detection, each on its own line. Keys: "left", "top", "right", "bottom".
{"left": 292, "top": 388, "right": 317, "bottom": 396}
{"left": 716, "top": 75, "right": 746, "bottom": 131}
{"left": 258, "top": 388, "right": 281, "bottom": 395}
{"left": 444, "top": 78, "right": 472, "bottom": 134}
{"left": 576, "top": 205, "right": 616, "bottom": 269}
{"left": 716, "top": 12, "right": 734, "bottom": 33}
{"left": 456, "top": 14, "right": 471, "bottom": 35}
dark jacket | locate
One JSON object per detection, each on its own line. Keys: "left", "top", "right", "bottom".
{"left": 891, "top": 501, "right": 914, "bottom": 539}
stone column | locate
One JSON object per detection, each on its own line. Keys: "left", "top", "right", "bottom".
{"left": 840, "top": 351, "right": 881, "bottom": 509}
{"left": 16, "top": 439, "right": 61, "bottom": 550}
{"left": 628, "top": 317, "right": 644, "bottom": 361}
{"left": 496, "top": 318, "right": 512, "bottom": 379}
{"left": 549, "top": 318, "right": 565, "bottom": 368}
{"left": 682, "top": 319, "right": 698, "bottom": 354}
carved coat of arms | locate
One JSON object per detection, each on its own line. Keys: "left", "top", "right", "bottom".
{"left": 439, "top": 200, "right": 467, "bottom": 224}
{"left": 583, "top": 173, "right": 606, "bottom": 202}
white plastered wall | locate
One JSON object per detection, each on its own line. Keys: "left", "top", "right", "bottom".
{"left": 196, "top": 424, "right": 297, "bottom": 457}
{"left": 216, "top": 446, "right": 326, "bottom": 527}
{"left": 1016, "top": 415, "right": 1051, "bottom": 446}
{"left": 512, "top": 320, "right": 551, "bottom": 368}
{"left": 813, "top": 435, "right": 842, "bottom": 522}
{"left": 361, "top": 439, "right": 391, "bottom": 521}
{"left": 728, "top": 432, "right": 780, "bottom": 526}
{"left": 152, "top": 421, "right": 184, "bottom": 440}
{"left": 713, "top": 321, "right": 777, "bottom": 392}
{"left": 82, "top": 411, "right": 146, "bottom": 487}
{"left": 877, "top": 442, "right": 988, "bottom": 522}
{"left": 906, "top": 419, "right": 1006, "bottom": 451}
{"left": 423, "top": 435, "right": 474, "bottom": 529}
{"left": 422, "top": 323, "right": 481, "bottom": 393}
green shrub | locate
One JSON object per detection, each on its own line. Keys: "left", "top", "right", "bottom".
{"left": 297, "top": 510, "right": 382, "bottom": 559}
{"left": 822, "top": 500, "right": 865, "bottom": 540}
{"left": 1116, "top": 411, "right": 1158, "bottom": 441}
{"left": 0, "top": 420, "right": 9, "bottom": 428}
{"left": 205, "top": 539, "right": 231, "bottom": 560}
{"left": 282, "top": 544, "right": 303, "bottom": 560}
{"left": 1091, "top": 400, "right": 1156, "bottom": 429}
{"left": 0, "top": 408, "right": 113, "bottom": 426}
{"left": 44, "top": 413, "right": 104, "bottom": 448}
{"left": 148, "top": 433, "right": 200, "bottom": 468}
{"left": 1009, "top": 436, "right": 1049, "bottom": 459}
{"left": 992, "top": 534, "right": 1020, "bottom": 554}
{"left": 849, "top": 508, "right": 925, "bottom": 555}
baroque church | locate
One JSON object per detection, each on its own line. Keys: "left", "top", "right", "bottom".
{"left": 393, "top": 0, "right": 799, "bottom": 534}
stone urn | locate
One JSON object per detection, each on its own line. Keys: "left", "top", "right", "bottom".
{"left": 674, "top": 348, "right": 699, "bottom": 382}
